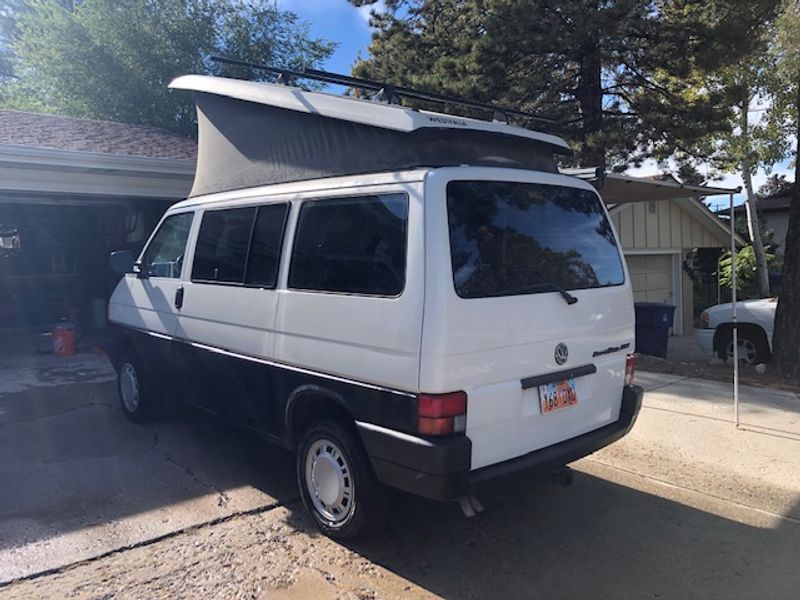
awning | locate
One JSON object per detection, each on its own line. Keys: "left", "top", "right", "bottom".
{"left": 561, "top": 167, "right": 739, "bottom": 203}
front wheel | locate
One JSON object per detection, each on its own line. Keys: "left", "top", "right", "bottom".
{"left": 297, "top": 420, "right": 388, "bottom": 539}
{"left": 117, "top": 353, "right": 156, "bottom": 423}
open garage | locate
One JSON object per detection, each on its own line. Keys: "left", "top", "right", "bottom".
{"left": 0, "top": 109, "right": 195, "bottom": 333}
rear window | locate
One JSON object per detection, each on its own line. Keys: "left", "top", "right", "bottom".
{"left": 447, "top": 181, "right": 624, "bottom": 299}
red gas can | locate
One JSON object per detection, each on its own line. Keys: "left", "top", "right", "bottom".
{"left": 53, "top": 322, "right": 76, "bottom": 357}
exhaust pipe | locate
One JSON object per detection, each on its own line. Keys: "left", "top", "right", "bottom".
{"left": 458, "top": 495, "right": 484, "bottom": 517}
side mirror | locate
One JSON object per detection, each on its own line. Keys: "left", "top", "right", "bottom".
{"left": 109, "top": 250, "right": 135, "bottom": 275}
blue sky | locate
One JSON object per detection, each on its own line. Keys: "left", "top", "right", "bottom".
{"left": 278, "top": 0, "right": 375, "bottom": 74}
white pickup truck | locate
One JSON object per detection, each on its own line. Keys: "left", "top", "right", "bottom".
{"left": 696, "top": 298, "right": 777, "bottom": 365}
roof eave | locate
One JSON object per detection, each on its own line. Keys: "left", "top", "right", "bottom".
{"left": 0, "top": 143, "right": 196, "bottom": 175}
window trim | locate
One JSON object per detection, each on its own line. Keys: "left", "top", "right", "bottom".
{"left": 287, "top": 192, "right": 410, "bottom": 299}
{"left": 189, "top": 202, "right": 291, "bottom": 289}
{"left": 445, "top": 180, "right": 626, "bottom": 300}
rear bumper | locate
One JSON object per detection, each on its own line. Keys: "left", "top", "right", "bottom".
{"left": 357, "top": 384, "right": 644, "bottom": 501}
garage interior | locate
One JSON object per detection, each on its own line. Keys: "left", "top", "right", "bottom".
{"left": 0, "top": 198, "right": 169, "bottom": 330}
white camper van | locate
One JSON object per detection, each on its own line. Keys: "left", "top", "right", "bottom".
{"left": 107, "top": 69, "right": 642, "bottom": 538}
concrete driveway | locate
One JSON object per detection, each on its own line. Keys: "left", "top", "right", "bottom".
{"left": 1, "top": 349, "right": 799, "bottom": 598}
{"left": 0, "top": 350, "right": 297, "bottom": 583}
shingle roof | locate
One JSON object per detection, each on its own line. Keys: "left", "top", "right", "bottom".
{"left": 731, "top": 189, "right": 793, "bottom": 214}
{"left": 758, "top": 189, "right": 792, "bottom": 212}
{"left": 0, "top": 109, "right": 196, "bottom": 160}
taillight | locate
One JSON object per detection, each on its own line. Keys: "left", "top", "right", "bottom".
{"left": 417, "top": 391, "right": 467, "bottom": 436}
{"left": 625, "top": 353, "right": 636, "bottom": 385}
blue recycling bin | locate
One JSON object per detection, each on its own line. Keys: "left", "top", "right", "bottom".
{"left": 634, "top": 302, "right": 676, "bottom": 358}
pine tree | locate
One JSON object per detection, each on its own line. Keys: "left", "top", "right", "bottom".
{"left": 350, "top": 0, "right": 776, "bottom": 170}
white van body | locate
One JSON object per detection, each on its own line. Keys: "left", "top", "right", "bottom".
{"left": 107, "top": 74, "right": 642, "bottom": 537}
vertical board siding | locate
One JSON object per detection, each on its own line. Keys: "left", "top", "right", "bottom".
{"left": 646, "top": 202, "right": 660, "bottom": 247}
{"left": 633, "top": 202, "right": 647, "bottom": 248}
{"left": 611, "top": 198, "right": 729, "bottom": 251}
{"left": 681, "top": 209, "right": 692, "bottom": 247}
{"left": 691, "top": 217, "right": 703, "bottom": 248}
{"left": 658, "top": 201, "right": 672, "bottom": 249}
{"left": 612, "top": 212, "right": 623, "bottom": 247}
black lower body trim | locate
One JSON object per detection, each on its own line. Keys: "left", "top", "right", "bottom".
{"left": 356, "top": 421, "right": 471, "bottom": 501}
{"left": 359, "top": 384, "right": 644, "bottom": 501}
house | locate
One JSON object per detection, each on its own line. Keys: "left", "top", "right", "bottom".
{"left": 732, "top": 188, "right": 792, "bottom": 253}
{"left": 0, "top": 107, "right": 739, "bottom": 338}
{"left": 0, "top": 109, "right": 195, "bottom": 330}
{"left": 565, "top": 170, "right": 743, "bottom": 336}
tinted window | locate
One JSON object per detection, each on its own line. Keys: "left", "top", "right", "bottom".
{"left": 246, "top": 203, "right": 289, "bottom": 287}
{"left": 142, "top": 212, "right": 193, "bottom": 278}
{"left": 447, "top": 181, "right": 624, "bottom": 298}
{"left": 192, "top": 207, "right": 255, "bottom": 284}
{"left": 289, "top": 194, "right": 408, "bottom": 295}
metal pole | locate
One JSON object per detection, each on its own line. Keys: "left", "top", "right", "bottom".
{"left": 730, "top": 193, "right": 739, "bottom": 427}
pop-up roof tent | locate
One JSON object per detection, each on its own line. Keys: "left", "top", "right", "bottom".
{"left": 169, "top": 74, "right": 573, "bottom": 198}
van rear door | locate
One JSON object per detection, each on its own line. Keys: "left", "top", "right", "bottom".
{"left": 421, "top": 169, "right": 634, "bottom": 470}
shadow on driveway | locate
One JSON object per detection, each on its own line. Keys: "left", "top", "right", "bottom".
{"left": 338, "top": 469, "right": 800, "bottom": 599}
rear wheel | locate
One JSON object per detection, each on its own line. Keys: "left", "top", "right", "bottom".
{"left": 117, "top": 353, "right": 156, "bottom": 423}
{"left": 297, "top": 420, "right": 388, "bottom": 539}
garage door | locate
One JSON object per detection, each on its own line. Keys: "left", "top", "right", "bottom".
{"left": 626, "top": 254, "right": 674, "bottom": 304}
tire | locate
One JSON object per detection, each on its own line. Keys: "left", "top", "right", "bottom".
{"left": 715, "top": 326, "right": 770, "bottom": 365}
{"left": 297, "top": 420, "right": 388, "bottom": 539}
{"left": 117, "top": 353, "right": 156, "bottom": 423}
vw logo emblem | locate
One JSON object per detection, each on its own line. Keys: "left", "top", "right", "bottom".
{"left": 554, "top": 343, "right": 569, "bottom": 366}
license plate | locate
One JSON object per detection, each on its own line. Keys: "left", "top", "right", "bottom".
{"left": 539, "top": 378, "right": 578, "bottom": 414}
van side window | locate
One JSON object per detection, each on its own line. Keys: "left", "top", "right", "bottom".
{"left": 289, "top": 193, "right": 408, "bottom": 296}
{"left": 141, "top": 212, "right": 193, "bottom": 278}
{"left": 192, "top": 207, "right": 256, "bottom": 284}
{"left": 246, "top": 203, "right": 289, "bottom": 287}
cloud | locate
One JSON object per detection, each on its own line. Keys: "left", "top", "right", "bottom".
{"left": 356, "top": 0, "right": 386, "bottom": 25}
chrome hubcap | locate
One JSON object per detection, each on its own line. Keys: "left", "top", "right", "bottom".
{"left": 120, "top": 363, "right": 140, "bottom": 412}
{"left": 305, "top": 438, "right": 354, "bottom": 524}
{"left": 727, "top": 338, "right": 758, "bottom": 365}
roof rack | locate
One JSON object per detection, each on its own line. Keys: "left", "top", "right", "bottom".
{"left": 210, "top": 56, "right": 555, "bottom": 126}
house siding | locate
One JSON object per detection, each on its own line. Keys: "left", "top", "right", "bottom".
{"left": 610, "top": 197, "right": 731, "bottom": 337}
{"left": 611, "top": 198, "right": 728, "bottom": 251}
{"left": 763, "top": 211, "right": 789, "bottom": 253}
